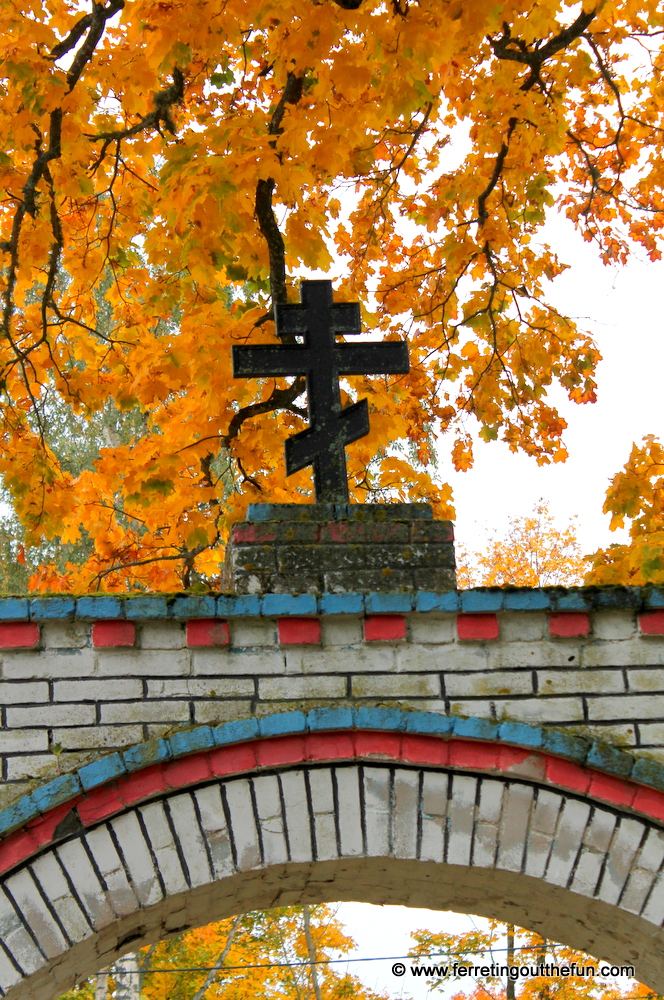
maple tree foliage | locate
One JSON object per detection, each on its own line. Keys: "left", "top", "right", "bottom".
{"left": 58, "top": 903, "right": 386, "bottom": 1000}
{"left": 2, "top": 0, "right": 663, "bottom": 590}
{"left": 456, "top": 500, "right": 589, "bottom": 587}
{"left": 586, "top": 436, "right": 664, "bottom": 586}
{"left": 408, "top": 919, "right": 659, "bottom": 1000}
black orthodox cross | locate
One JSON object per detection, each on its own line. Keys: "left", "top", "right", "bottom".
{"left": 232, "top": 280, "right": 410, "bottom": 502}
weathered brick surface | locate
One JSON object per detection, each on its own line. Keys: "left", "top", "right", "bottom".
{"left": 225, "top": 505, "right": 455, "bottom": 594}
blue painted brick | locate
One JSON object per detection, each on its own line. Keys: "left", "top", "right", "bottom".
{"left": 217, "top": 595, "right": 261, "bottom": 616}
{"left": 125, "top": 596, "right": 170, "bottom": 619}
{"left": 0, "top": 795, "right": 38, "bottom": 837}
{"left": 259, "top": 712, "right": 307, "bottom": 737}
{"left": 503, "top": 590, "right": 550, "bottom": 611}
{"left": 76, "top": 596, "right": 124, "bottom": 619}
{"left": 78, "top": 753, "right": 126, "bottom": 790}
{"left": 0, "top": 599, "right": 29, "bottom": 620}
{"left": 262, "top": 594, "right": 317, "bottom": 616}
{"left": 30, "top": 772, "right": 81, "bottom": 813}
{"left": 586, "top": 742, "right": 633, "bottom": 777}
{"left": 356, "top": 707, "right": 407, "bottom": 731}
{"left": 594, "top": 587, "right": 640, "bottom": 609}
{"left": 214, "top": 718, "right": 260, "bottom": 745}
{"left": 169, "top": 727, "right": 215, "bottom": 757}
{"left": 405, "top": 712, "right": 453, "bottom": 736}
{"left": 554, "top": 590, "right": 591, "bottom": 611}
{"left": 498, "top": 721, "right": 543, "bottom": 748}
{"left": 644, "top": 587, "right": 664, "bottom": 609}
{"left": 542, "top": 729, "right": 588, "bottom": 762}
{"left": 307, "top": 707, "right": 354, "bottom": 731}
{"left": 415, "top": 592, "right": 460, "bottom": 612}
{"left": 171, "top": 595, "right": 217, "bottom": 619}
{"left": 319, "top": 593, "right": 364, "bottom": 615}
{"left": 460, "top": 590, "right": 503, "bottom": 612}
{"left": 365, "top": 593, "right": 413, "bottom": 614}
{"left": 453, "top": 716, "right": 499, "bottom": 741}
{"left": 29, "top": 598, "right": 76, "bottom": 620}
{"left": 632, "top": 757, "right": 664, "bottom": 791}
{"left": 123, "top": 738, "right": 172, "bottom": 771}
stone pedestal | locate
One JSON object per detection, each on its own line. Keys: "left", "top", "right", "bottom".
{"left": 223, "top": 503, "right": 455, "bottom": 594}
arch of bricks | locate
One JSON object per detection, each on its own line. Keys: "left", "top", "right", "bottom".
{"left": 1, "top": 587, "right": 664, "bottom": 996}
{"left": 0, "top": 711, "right": 664, "bottom": 998}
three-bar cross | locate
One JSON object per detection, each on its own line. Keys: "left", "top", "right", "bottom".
{"left": 232, "top": 280, "right": 409, "bottom": 502}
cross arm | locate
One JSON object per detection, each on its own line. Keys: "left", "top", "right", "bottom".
{"left": 232, "top": 344, "right": 309, "bottom": 378}
{"left": 335, "top": 341, "right": 410, "bottom": 375}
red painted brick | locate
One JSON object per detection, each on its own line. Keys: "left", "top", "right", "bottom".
{"left": 449, "top": 739, "right": 500, "bottom": 770}
{"left": 92, "top": 620, "right": 135, "bottom": 648}
{"left": 354, "top": 732, "right": 402, "bottom": 758}
{"left": 306, "top": 733, "right": 355, "bottom": 761}
{"left": 589, "top": 772, "right": 635, "bottom": 808}
{"left": 210, "top": 744, "right": 258, "bottom": 776}
{"left": 0, "top": 622, "right": 39, "bottom": 649}
{"left": 456, "top": 614, "right": 499, "bottom": 641}
{"left": 320, "top": 521, "right": 354, "bottom": 543}
{"left": 364, "top": 615, "right": 407, "bottom": 642}
{"left": 256, "top": 735, "right": 306, "bottom": 767}
{"left": 119, "top": 765, "right": 168, "bottom": 805}
{"left": 230, "top": 523, "right": 277, "bottom": 543}
{"left": 77, "top": 785, "right": 124, "bottom": 825}
{"left": 0, "top": 830, "right": 38, "bottom": 874}
{"left": 186, "top": 619, "right": 230, "bottom": 647}
{"left": 401, "top": 735, "right": 449, "bottom": 766}
{"left": 545, "top": 756, "right": 591, "bottom": 793}
{"left": 164, "top": 754, "right": 213, "bottom": 788}
{"left": 498, "top": 746, "right": 532, "bottom": 769}
{"left": 278, "top": 617, "right": 321, "bottom": 645}
{"left": 639, "top": 611, "right": 664, "bottom": 635}
{"left": 633, "top": 786, "right": 664, "bottom": 823}
{"left": 549, "top": 612, "right": 589, "bottom": 638}
{"left": 27, "top": 803, "right": 80, "bottom": 847}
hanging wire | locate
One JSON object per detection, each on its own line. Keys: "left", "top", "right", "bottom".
{"left": 106, "top": 943, "right": 654, "bottom": 981}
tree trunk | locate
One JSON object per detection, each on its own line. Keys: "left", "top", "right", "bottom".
{"left": 506, "top": 925, "right": 515, "bottom": 1000}
{"left": 94, "top": 970, "right": 109, "bottom": 1000}
{"left": 113, "top": 952, "right": 140, "bottom": 1000}
{"left": 302, "top": 905, "right": 323, "bottom": 1000}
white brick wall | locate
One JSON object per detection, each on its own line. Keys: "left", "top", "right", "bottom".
{"left": 1, "top": 610, "right": 664, "bottom": 802}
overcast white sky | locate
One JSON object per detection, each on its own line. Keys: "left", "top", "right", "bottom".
{"left": 445, "top": 211, "right": 663, "bottom": 560}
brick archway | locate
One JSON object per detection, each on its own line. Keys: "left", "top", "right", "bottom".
{"left": 1, "top": 719, "right": 664, "bottom": 999}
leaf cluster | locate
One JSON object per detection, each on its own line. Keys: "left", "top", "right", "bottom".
{"left": 1, "top": 0, "right": 662, "bottom": 588}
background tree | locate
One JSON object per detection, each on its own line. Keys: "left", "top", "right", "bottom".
{"left": 456, "top": 500, "right": 589, "bottom": 587}
{"left": 586, "top": 436, "right": 664, "bottom": 586}
{"left": 409, "top": 919, "right": 659, "bottom": 1000}
{"left": 58, "top": 904, "right": 386, "bottom": 1000}
{"left": 3, "top": 0, "right": 664, "bottom": 589}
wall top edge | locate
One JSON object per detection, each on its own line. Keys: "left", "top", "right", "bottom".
{"left": 0, "top": 586, "right": 662, "bottom": 620}
{"left": 246, "top": 502, "right": 434, "bottom": 521}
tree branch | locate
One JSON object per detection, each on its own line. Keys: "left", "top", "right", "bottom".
{"left": 190, "top": 915, "right": 243, "bottom": 1000}
{"left": 489, "top": 9, "right": 597, "bottom": 90}
{"left": 255, "top": 72, "right": 304, "bottom": 307}
{"left": 64, "top": 0, "right": 126, "bottom": 91}
{"left": 477, "top": 117, "right": 517, "bottom": 224}
{"left": 87, "top": 69, "right": 185, "bottom": 170}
